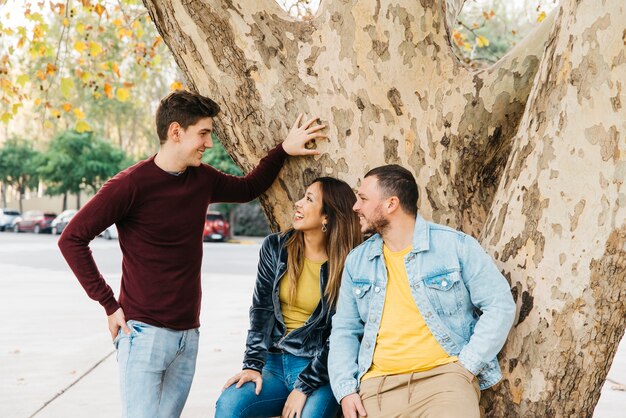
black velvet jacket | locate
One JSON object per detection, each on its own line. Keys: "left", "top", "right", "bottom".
{"left": 242, "top": 231, "right": 334, "bottom": 395}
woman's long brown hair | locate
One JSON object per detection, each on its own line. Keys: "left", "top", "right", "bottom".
{"left": 283, "top": 177, "right": 362, "bottom": 307}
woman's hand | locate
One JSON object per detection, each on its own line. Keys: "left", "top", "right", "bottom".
{"left": 281, "top": 389, "right": 307, "bottom": 418}
{"left": 222, "top": 369, "right": 263, "bottom": 395}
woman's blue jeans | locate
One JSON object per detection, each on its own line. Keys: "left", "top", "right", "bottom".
{"left": 215, "top": 352, "right": 339, "bottom": 418}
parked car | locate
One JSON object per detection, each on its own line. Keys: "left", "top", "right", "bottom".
{"left": 203, "top": 211, "right": 230, "bottom": 242}
{"left": 13, "top": 210, "right": 57, "bottom": 234}
{"left": 99, "top": 224, "right": 118, "bottom": 240}
{"left": 51, "top": 209, "right": 78, "bottom": 235}
{"left": 0, "top": 208, "right": 20, "bottom": 231}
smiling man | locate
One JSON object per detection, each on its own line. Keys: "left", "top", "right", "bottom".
{"left": 58, "top": 90, "right": 325, "bottom": 418}
{"left": 328, "top": 164, "right": 516, "bottom": 418}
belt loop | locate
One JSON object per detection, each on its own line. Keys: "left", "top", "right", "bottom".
{"left": 407, "top": 372, "right": 416, "bottom": 404}
{"left": 376, "top": 375, "right": 387, "bottom": 411}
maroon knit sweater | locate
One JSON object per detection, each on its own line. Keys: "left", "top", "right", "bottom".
{"left": 58, "top": 144, "right": 287, "bottom": 330}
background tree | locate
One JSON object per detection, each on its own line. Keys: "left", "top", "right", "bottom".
{"left": 37, "top": 130, "right": 127, "bottom": 209}
{"left": 202, "top": 137, "right": 271, "bottom": 237}
{"left": 0, "top": 0, "right": 181, "bottom": 157}
{"left": 0, "top": 138, "right": 41, "bottom": 212}
{"left": 141, "top": 0, "right": 625, "bottom": 415}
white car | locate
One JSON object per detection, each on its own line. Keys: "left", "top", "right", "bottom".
{"left": 99, "top": 224, "right": 118, "bottom": 240}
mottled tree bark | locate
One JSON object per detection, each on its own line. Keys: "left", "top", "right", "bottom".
{"left": 143, "top": 0, "right": 625, "bottom": 415}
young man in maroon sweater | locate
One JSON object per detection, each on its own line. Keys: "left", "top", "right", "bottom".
{"left": 58, "top": 91, "right": 325, "bottom": 418}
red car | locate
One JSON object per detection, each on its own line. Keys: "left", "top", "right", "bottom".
{"left": 13, "top": 210, "right": 57, "bottom": 234}
{"left": 203, "top": 211, "right": 230, "bottom": 242}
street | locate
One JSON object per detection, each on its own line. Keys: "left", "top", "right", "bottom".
{"left": 0, "top": 232, "right": 623, "bottom": 417}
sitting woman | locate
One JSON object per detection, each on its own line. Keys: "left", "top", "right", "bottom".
{"left": 216, "top": 177, "right": 362, "bottom": 418}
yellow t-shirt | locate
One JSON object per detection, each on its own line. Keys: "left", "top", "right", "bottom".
{"left": 362, "top": 245, "right": 456, "bottom": 380}
{"left": 279, "top": 258, "right": 324, "bottom": 332}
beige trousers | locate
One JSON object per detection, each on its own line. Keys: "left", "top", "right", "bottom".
{"left": 357, "top": 362, "right": 481, "bottom": 418}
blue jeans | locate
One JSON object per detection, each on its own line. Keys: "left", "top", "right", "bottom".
{"left": 215, "top": 352, "right": 339, "bottom": 418}
{"left": 114, "top": 320, "right": 199, "bottom": 418}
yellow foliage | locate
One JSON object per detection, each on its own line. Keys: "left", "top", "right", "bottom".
{"left": 75, "top": 120, "right": 92, "bottom": 132}
{"left": 74, "top": 41, "right": 86, "bottom": 53}
{"left": 1, "top": 113, "right": 12, "bottom": 123}
{"left": 476, "top": 35, "right": 490, "bottom": 48}
{"left": 60, "top": 77, "right": 74, "bottom": 99}
{"left": 537, "top": 11, "right": 547, "bottom": 23}
{"left": 12, "top": 103, "right": 22, "bottom": 114}
{"left": 63, "top": 18, "right": 69, "bottom": 27}
{"left": 76, "top": 23, "right": 85, "bottom": 35}
{"left": 112, "top": 19, "right": 123, "bottom": 27}
{"left": 62, "top": 103, "right": 73, "bottom": 112}
{"left": 170, "top": 81, "right": 184, "bottom": 91}
{"left": 116, "top": 87, "right": 130, "bottom": 102}
{"left": 89, "top": 42, "right": 103, "bottom": 57}
{"left": 74, "top": 108, "right": 86, "bottom": 119}
{"left": 94, "top": 4, "right": 106, "bottom": 17}
{"left": 16, "top": 74, "right": 30, "bottom": 86}
{"left": 117, "top": 27, "right": 132, "bottom": 39}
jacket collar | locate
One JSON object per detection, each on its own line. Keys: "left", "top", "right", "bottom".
{"left": 366, "top": 214, "right": 430, "bottom": 260}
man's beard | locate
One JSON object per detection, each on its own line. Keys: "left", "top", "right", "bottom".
{"left": 363, "top": 206, "right": 389, "bottom": 236}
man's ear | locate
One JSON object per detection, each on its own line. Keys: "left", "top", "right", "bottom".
{"left": 167, "top": 122, "right": 181, "bottom": 143}
{"left": 385, "top": 197, "right": 400, "bottom": 214}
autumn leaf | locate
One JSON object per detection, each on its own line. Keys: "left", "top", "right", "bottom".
{"left": 16, "top": 74, "right": 30, "bottom": 86}
{"left": 104, "top": 83, "right": 113, "bottom": 99}
{"left": 89, "top": 42, "right": 103, "bottom": 57}
{"left": 1, "top": 112, "right": 12, "bottom": 123}
{"left": 537, "top": 11, "right": 547, "bottom": 23}
{"left": 46, "top": 63, "right": 57, "bottom": 75}
{"left": 170, "top": 81, "right": 184, "bottom": 91}
{"left": 74, "top": 41, "right": 86, "bottom": 53}
{"left": 116, "top": 87, "right": 130, "bottom": 102}
{"left": 94, "top": 4, "right": 106, "bottom": 17}
{"left": 476, "top": 35, "right": 490, "bottom": 48}
{"left": 60, "top": 78, "right": 74, "bottom": 99}
{"left": 62, "top": 103, "right": 72, "bottom": 112}
{"left": 74, "top": 108, "right": 86, "bottom": 119}
{"left": 76, "top": 22, "right": 85, "bottom": 35}
{"left": 111, "top": 62, "right": 121, "bottom": 77}
{"left": 75, "top": 120, "right": 92, "bottom": 132}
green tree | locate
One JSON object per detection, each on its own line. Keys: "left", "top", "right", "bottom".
{"left": 0, "top": 138, "right": 41, "bottom": 212}
{"left": 37, "top": 130, "right": 127, "bottom": 209}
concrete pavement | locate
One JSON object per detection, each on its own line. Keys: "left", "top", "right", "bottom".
{"left": 0, "top": 236, "right": 624, "bottom": 417}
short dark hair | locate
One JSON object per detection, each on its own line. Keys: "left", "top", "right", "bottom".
{"left": 155, "top": 91, "right": 220, "bottom": 144}
{"left": 365, "top": 164, "right": 418, "bottom": 217}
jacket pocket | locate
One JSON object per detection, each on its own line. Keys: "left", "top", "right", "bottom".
{"left": 352, "top": 281, "right": 372, "bottom": 319}
{"left": 422, "top": 270, "right": 463, "bottom": 315}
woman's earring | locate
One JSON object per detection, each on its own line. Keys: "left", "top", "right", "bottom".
{"left": 322, "top": 223, "right": 328, "bottom": 233}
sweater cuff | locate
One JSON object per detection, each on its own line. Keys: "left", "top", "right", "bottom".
{"left": 102, "top": 295, "right": 120, "bottom": 316}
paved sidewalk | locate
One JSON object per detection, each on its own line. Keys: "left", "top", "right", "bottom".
{"left": 0, "top": 246, "right": 624, "bottom": 417}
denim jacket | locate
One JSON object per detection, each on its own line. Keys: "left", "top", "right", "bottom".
{"left": 242, "top": 231, "right": 334, "bottom": 395}
{"left": 328, "top": 215, "right": 516, "bottom": 401}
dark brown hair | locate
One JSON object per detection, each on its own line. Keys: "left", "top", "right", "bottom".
{"left": 365, "top": 164, "right": 419, "bottom": 217}
{"left": 155, "top": 91, "right": 220, "bottom": 144}
{"left": 284, "top": 177, "right": 362, "bottom": 307}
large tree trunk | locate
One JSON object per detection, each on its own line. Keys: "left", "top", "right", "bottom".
{"left": 143, "top": 0, "right": 626, "bottom": 415}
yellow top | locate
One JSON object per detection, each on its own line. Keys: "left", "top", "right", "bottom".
{"left": 362, "top": 245, "right": 456, "bottom": 380}
{"left": 279, "top": 258, "right": 324, "bottom": 332}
